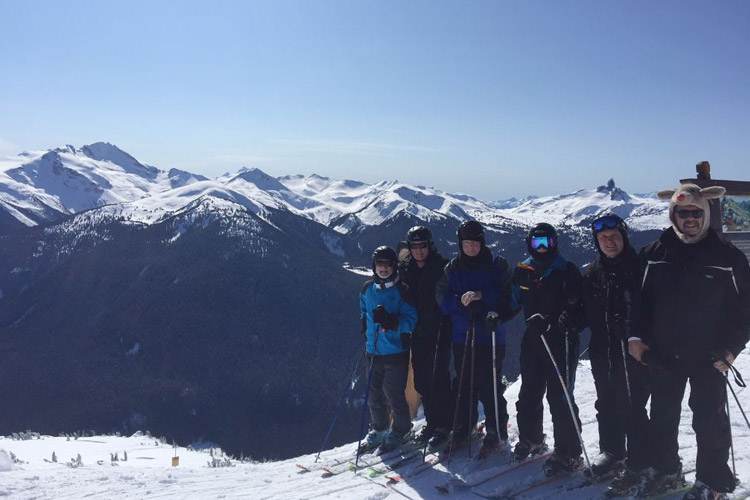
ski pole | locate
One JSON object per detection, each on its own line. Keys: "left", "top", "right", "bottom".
{"left": 715, "top": 355, "right": 750, "bottom": 431}
{"left": 565, "top": 329, "right": 570, "bottom": 388}
{"left": 489, "top": 313, "right": 502, "bottom": 446}
{"left": 316, "top": 347, "right": 366, "bottom": 462}
{"left": 725, "top": 372, "right": 736, "bottom": 480}
{"left": 422, "top": 320, "right": 445, "bottom": 462}
{"left": 355, "top": 328, "right": 381, "bottom": 472}
{"left": 540, "top": 332, "right": 592, "bottom": 475}
{"left": 620, "top": 339, "right": 632, "bottom": 406}
{"left": 468, "top": 321, "right": 477, "bottom": 458}
{"left": 447, "top": 323, "right": 471, "bottom": 462}
{"left": 578, "top": 346, "right": 590, "bottom": 360}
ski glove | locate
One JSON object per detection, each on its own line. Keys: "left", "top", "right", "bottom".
{"left": 526, "top": 313, "right": 551, "bottom": 338}
{"left": 557, "top": 310, "right": 571, "bottom": 332}
{"left": 372, "top": 305, "right": 399, "bottom": 331}
{"left": 485, "top": 311, "right": 501, "bottom": 333}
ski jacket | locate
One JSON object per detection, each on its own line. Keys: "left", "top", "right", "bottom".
{"left": 436, "top": 248, "right": 510, "bottom": 345}
{"left": 583, "top": 245, "right": 644, "bottom": 356}
{"left": 398, "top": 251, "right": 452, "bottom": 351}
{"left": 500, "top": 253, "right": 585, "bottom": 338}
{"left": 639, "top": 227, "right": 750, "bottom": 361}
{"left": 360, "top": 276, "right": 418, "bottom": 357}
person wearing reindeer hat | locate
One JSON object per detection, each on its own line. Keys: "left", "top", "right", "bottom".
{"left": 436, "top": 220, "right": 512, "bottom": 457}
{"left": 582, "top": 214, "right": 651, "bottom": 487}
{"left": 359, "top": 246, "right": 418, "bottom": 453}
{"left": 398, "top": 226, "right": 454, "bottom": 450}
{"left": 630, "top": 185, "right": 750, "bottom": 500}
{"left": 497, "top": 222, "right": 586, "bottom": 476}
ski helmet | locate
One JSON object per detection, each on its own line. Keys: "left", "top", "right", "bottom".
{"left": 591, "top": 213, "right": 629, "bottom": 249}
{"left": 406, "top": 226, "right": 434, "bottom": 250}
{"left": 526, "top": 223, "right": 558, "bottom": 263}
{"left": 371, "top": 245, "right": 398, "bottom": 273}
{"left": 457, "top": 220, "right": 485, "bottom": 245}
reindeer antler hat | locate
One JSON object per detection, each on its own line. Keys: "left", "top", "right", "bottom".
{"left": 657, "top": 183, "right": 725, "bottom": 244}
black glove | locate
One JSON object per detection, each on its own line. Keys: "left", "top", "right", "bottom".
{"left": 526, "top": 313, "right": 550, "bottom": 338}
{"left": 372, "top": 305, "right": 399, "bottom": 331}
{"left": 372, "top": 305, "right": 387, "bottom": 325}
{"left": 485, "top": 311, "right": 501, "bottom": 332}
{"left": 557, "top": 310, "right": 570, "bottom": 332}
{"left": 467, "top": 301, "right": 484, "bottom": 321}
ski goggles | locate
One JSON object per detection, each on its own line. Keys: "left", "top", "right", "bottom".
{"left": 374, "top": 259, "right": 395, "bottom": 267}
{"left": 529, "top": 236, "right": 555, "bottom": 250}
{"left": 592, "top": 215, "right": 623, "bottom": 232}
{"left": 675, "top": 208, "right": 704, "bottom": 219}
{"left": 408, "top": 242, "right": 428, "bottom": 249}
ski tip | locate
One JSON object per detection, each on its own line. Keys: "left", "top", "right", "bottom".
{"left": 295, "top": 464, "right": 311, "bottom": 473}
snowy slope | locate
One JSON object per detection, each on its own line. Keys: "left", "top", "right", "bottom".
{"left": 3, "top": 353, "right": 750, "bottom": 499}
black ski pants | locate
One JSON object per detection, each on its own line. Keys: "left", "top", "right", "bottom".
{"left": 412, "top": 339, "right": 454, "bottom": 431}
{"left": 367, "top": 353, "right": 412, "bottom": 436}
{"left": 649, "top": 359, "right": 735, "bottom": 493}
{"left": 516, "top": 332, "right": 582, "bottom": 458}
{"left": 590, "top": 339, "right": 651, "bottom": 470}
{"left": 452, "top": 342, "right": 509, "bottom": 440}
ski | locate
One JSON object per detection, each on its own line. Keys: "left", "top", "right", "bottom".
{"left": 472, "top": 466, "right": 585, "bottom": 499}
{"left": 435, "top": 450, "right": 552, "bottom": 494}
{"left": 643, "top": 484, "right": 693, "bottom": 500}
{"left": 359, "top": 448, "right": 425, "bottom": 477}
{"left": 315, "top": 439, "right": 423, "bottom": 477}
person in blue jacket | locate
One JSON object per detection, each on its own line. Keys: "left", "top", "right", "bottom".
{"left": 498, "top": 222, "right": 586, "bottom": 476}
{"left": 360, "top": 245, "right": 418, "bottom": 452}
{"left": 436, "top": 220, "right": 511, "bottom": 457}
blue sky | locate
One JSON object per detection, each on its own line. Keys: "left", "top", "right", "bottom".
{"left": 1, "top": 0, "right": 748, "bottom": 200}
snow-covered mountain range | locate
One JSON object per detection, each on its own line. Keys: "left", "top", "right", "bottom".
{"left": 0, "top": 142, "right": 669, "bottom": 237}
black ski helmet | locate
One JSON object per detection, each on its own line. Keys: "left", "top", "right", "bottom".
{"left": 406, "top": 225, "right": 434, "bottom": 249}
{"left": 371, "top": 245, "right": 398, "bottom": 273}
{"left": 457, "top": 220, "right": 485, "bottom": 245}
{"left": 591, "top": 213, "right": 630, "bottom": 255}
{"left": 526, "top": 223, "right": 558, "bottom": 263}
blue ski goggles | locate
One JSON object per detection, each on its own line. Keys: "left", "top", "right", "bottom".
{"left": 592, "top": 215, "right": 623, "bottom": 232}
{"left": 529, "top": 236, "right": 554, "bottom": 250}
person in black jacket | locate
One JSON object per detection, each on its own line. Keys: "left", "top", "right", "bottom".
{"left": 398, "top": 226, "right": 454, "bottom": 450}
{"left": 583, "top": 214, "right": 650, "bottom": 483}
{"left": 436, "top": 220, "right": 512, "bottom": 457}
{"left": 630, "top": 184, "right": 750, "bottom": 500}
{"left": 498, "top": 222, "right": 587, "bottom": 476}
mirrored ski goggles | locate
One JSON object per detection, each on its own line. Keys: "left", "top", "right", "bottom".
{"left": 530, "top": 236, "right": 554, "bottom": 249}
{"left": 592, "top": 215, "right": 622, "bottom": 232}
{"left": 374, "top": 259, "right": 395, "bottom": 267}
{"left": 675, "top": 209, "right": 704, "bottom": 219}
{"left": 408, "top": 242, "right": 428, "bottom": 249}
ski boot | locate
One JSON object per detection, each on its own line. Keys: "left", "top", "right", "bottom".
{"left": 427, "top": 427, "right": 450, "bottom": 452}
{"left": 629, "top": 465, "right": 685, "bottom": 498}
{"left": 682, "top": 481, "right": 729, "bottom": 500}
{"left": 513, "top": 435, "right": 548, "bottom": 461}
{"left": 591, "top": 452, "right": 624, "bottom": 477}
{"left": 478, "top": 430, "right": 505, "bottom": 460}
{"left": 378, "top": 429, "right": 406, "bottom": 453}
{"left": 415, "top": 424, "right": 434, "bottom": 445}
{"left": 543, "top": 452, "right": 583, "bottom": 477}
{"left": 359, "top": 429, "right": 388, "bottom": 453}
{"left": 605, "top": 466, "right": 640, "bottom": 497}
